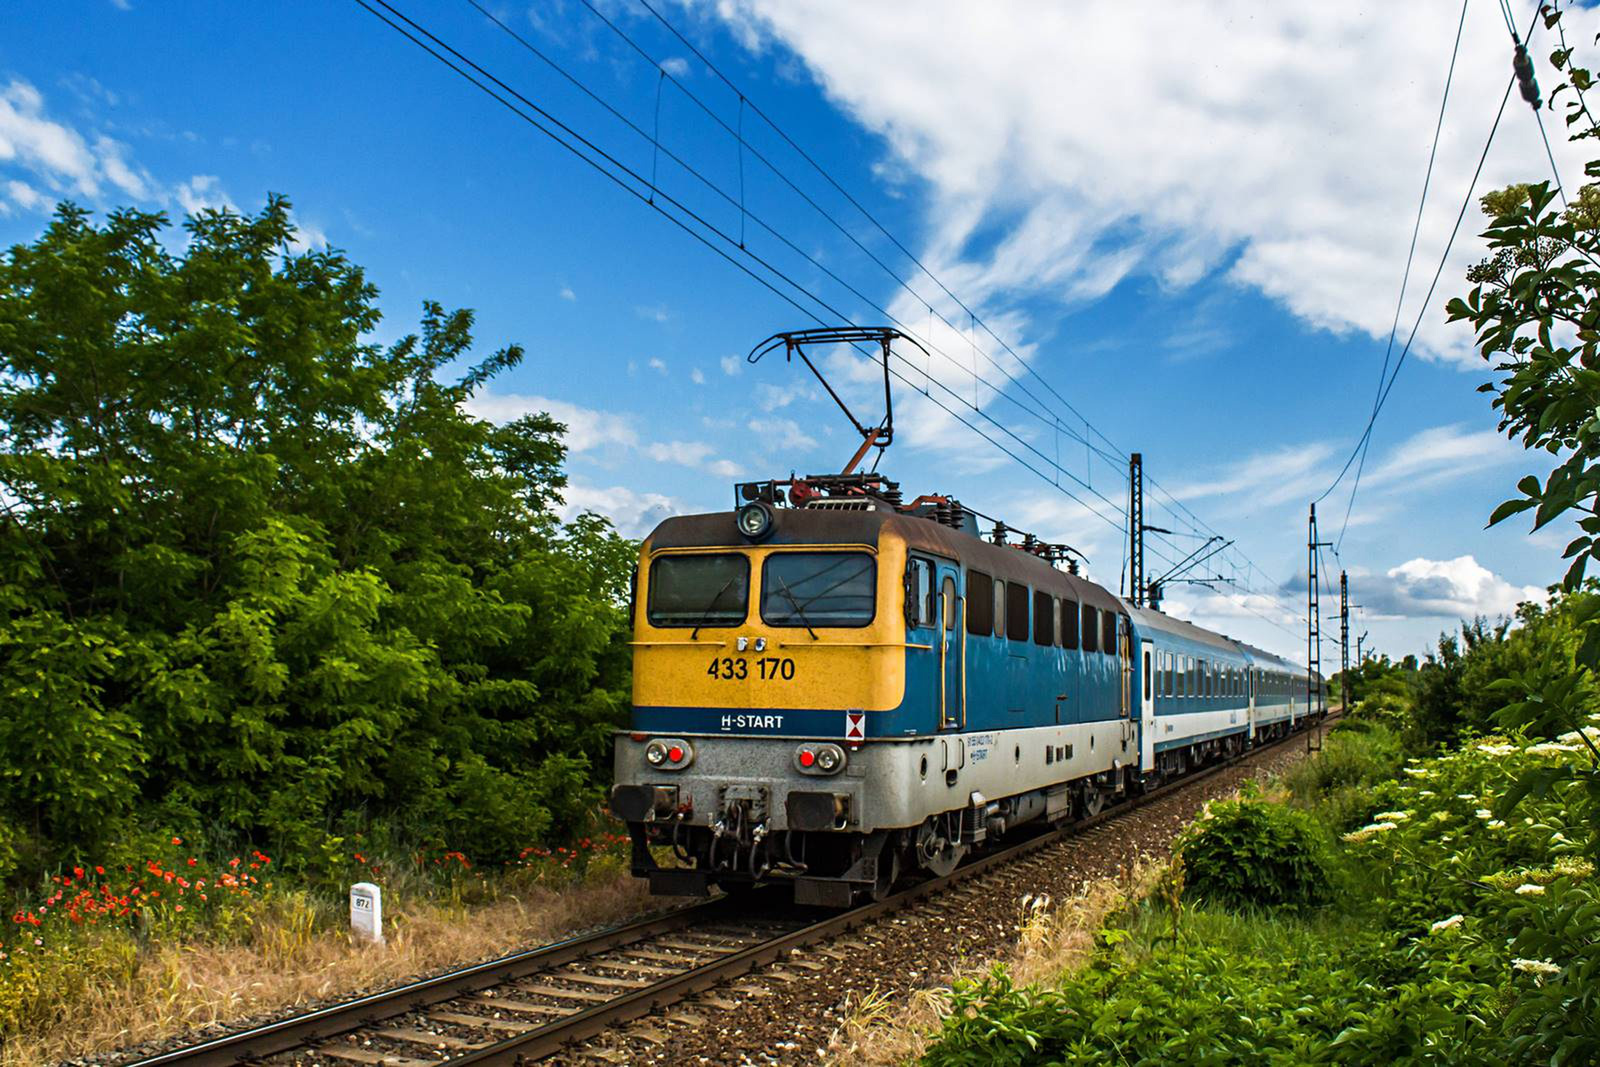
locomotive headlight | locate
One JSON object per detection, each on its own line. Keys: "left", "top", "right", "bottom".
{"left": 795, "top": 742, "right": 846, "bottom": 775}
{"left": 645, "top": 741, "right": 669, "bottom": 765}
{"left": 736, "top": 501, "right": 775, "bottom": 542}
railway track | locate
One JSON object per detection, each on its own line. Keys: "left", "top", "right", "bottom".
{"left": 125, "top": 716, "right": 1333, "bottom": 1067}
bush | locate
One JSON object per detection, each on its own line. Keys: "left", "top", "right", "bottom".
{"left": 1175, "top": 799, "right": 1336, "bottom": 910}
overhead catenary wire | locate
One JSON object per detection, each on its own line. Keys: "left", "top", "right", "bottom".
{"left": 1320, "top": 2, "right": 1541, "bottom": 551}
{"left": 361, "top": 0, "right": 1304, "bottom": 628}
{"left": 608, "top": 0, "right": 1292, "bottom": 601}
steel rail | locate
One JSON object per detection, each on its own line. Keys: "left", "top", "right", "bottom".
{"left": 127, "top": 711, "right": 1335, "bottom": 1066}
{"left": 452, "top": 714, "right": 1338, "bottom": 1064}
{"left": 123, "top": 899, "right": 729, "bottom": 1066}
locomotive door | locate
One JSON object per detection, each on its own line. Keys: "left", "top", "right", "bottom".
{"left": 1139, "top": 639, "right": 1156, "bottom": 772}
{"left": 937, "top": 564, "right": 964, "bottom": 730}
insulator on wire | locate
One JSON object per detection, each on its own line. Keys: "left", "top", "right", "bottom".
{"left": 1514, "top": 42, "right": 1541, "bottom": 108}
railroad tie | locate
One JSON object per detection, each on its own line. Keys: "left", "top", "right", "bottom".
{"left": 550, "top": 971, "right": 654, "bottom": 989}
{"left": 471, "top": 994, "right": 579, "bottom": 1016}
{"left": 426, "top": 1010, "right": 537, "bottom": 1033}
{"left": 314, "top": 1047, "right": 436, "bottom": 1067}
{"left": 517, "top": 983, "right": 615, "bottom": 1003}
{"left": 370, "top": 1027, "right": 489, "bottom": 1051}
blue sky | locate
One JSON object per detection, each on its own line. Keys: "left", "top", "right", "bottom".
{"left": 2, "top": 0, "right": 1585, "bottom": 661}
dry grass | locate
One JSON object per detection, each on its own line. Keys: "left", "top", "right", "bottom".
{"left": 1, "top": 868, "right": 658, "bottom": 1067}
{"left": 826, "top": 863, "right": 1162, "bottom": 1067}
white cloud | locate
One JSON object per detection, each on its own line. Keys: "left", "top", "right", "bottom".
{"left": 720, "top": 354, "right": 742, "bottom": 376}
{"left": 1170, "top": 442, "right": 1335, "bottom": 507}
{"left": 691, "top": 367, "right": 707, "bottom": 384}
{"left": 635, "top": 303, "right": 671, "bottom": 323}
{"left": 174, "top": 174, "right": 233, "bottom": 215}
{"left": 646, "top": 439, "right": 716, "bottom": 466}
{"left": 746, "top": 416, "right": 818, "bottom": 451}
{"left": 1362, "top": 424, "right": 1517, "bottom": 492}
{"left": 560, "top": 482, "right": 687, "bottom": 538}
{"left": 710, "top": 1, "right": 1599, "bottom": 367}
{"left": 559, "top": 284, "right": 577, "bottom": 301}
{"left": 4, "top": 179, "right": 47, "bottom": 212}
{"left": 1375, "top": 555, "right": 1544, "bottom": 619}
{"left": 648, "top": 357, "right": 669, "bottom": 375}
{"left": 0, "top": 79, "right": 100, "bottom": 196}
{"left": 661, "top": 56, "right": 691, "bottom": 77}
{"left": 463, "top": 390, "right": 640, "bottom": 451}
{"left": 94, "top": 135, "right": 153, "bottom": 199}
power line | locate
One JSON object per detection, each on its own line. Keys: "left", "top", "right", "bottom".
{"left": 616, "top": 0, "right": 1293, "bottom": 602}
{"left": 1332, "top": 0, "right": 1471, "bottom": 551}
{"left": 362, "top": 0, "right": 1300, "bottom": 621}
{"left": 1319, "top": 3, "right": 1539, "bottom": 548}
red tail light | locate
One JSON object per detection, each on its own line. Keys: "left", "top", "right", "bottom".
{"left": 798, "top": 749, "right": 816, "bottom": 767}
{"left": 667, "top": 745, "right": 684, "bottom": 763}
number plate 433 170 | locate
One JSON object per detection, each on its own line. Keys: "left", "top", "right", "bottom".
{"left": 707, "top": 656, "right": 796, "bottom": 681}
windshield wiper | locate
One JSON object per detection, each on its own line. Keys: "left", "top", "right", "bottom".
{"left": 777, "top": 577, "right": 819, "bottom": 640}
{"left": 690, "top": 575, "right": 741, "bottom": 640}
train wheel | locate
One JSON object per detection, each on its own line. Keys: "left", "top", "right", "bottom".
{"left": 1081, "top": 787, "right": 1106, "bottom": 818}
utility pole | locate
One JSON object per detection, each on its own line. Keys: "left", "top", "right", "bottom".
{"left": 1339, "top": 571, "right": 1349, "bottom": 711}
{"left": 1308, "top": 504, "right": 1332, "bottom": 748}
{"left": 1128, "top": 453, "right": 1144, "bottom": 606}
{"left": 1357, "top": 631, "right": 1368, "bottom": 665}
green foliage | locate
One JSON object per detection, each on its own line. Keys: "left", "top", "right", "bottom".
{"left": 1175, "top": 798, "right": 1337, "bottom": 910}
{"left": 1285, "top": 721, "right": 1407, "bottom": 830}
{"left": 0, "top": 199, "right": 633, "bottom": 877}
{"left": 924, "top": 737, "right": 1600, "bottom": 1066}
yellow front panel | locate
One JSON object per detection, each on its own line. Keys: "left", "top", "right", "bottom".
{"left": 632, "top": 539, "right": 908, "bottom": 712}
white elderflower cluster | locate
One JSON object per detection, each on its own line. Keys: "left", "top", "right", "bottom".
{"left": 1477, "top": 742, "right": 1519, "bottom": 757}
{"left": 1525, "top": 741, "right": 1583, "bottom": 757}
{"left": 1515, "top": 884, "right": 1546, "bottom": 896}
{"left": 1429, "top": 914, "right": 1464, "bottom": 934}
{"left": 1373, "top": 810, "right": 1413, "bottom": 821}
{"left": 1402, "top": 767, "right": 1432, "bottom": 777}
{"left": 1556, "top": 726, "right": 1600, "bottom": 745}
{"left": 1343, "top": 821, "right": 1398, "bottom": 843}
{"left": 1512, "top": 958, "right": 1561, "bottom": 978}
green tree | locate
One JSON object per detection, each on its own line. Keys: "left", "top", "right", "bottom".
{"left": 0, "top": 198, "right": 632, "bottom": 873}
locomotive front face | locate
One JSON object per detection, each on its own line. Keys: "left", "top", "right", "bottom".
{"left": 612, "top": 509, "right": 923, "bottom": 901}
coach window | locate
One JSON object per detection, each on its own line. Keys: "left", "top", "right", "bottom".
{"left": 648, "top": 553, "right": 749, "bottom": 627}
{"left": 966, "top": 571, "right": 994, "bottom": 636}
{"left": 1060, "top": 598, "right": 1080, "bottom": 649}
{"left": 1007, "top": 582, "right": 1030, "bottom": 641}
{"left": 1143, "top": 649, "right": 1151, "bottom": 700}
{"left": 762, "top": 551, "right": 876, "bottom": 627}
{"left": 1101, "top": 612, "right": 1118, "bottom": 657}
{"left": 1081, "top": 604, "right": 1100, "bottom": 653}
{"left": 1165, "top": 652, "right": 1175, "bottom": 696}
{"left": 1033, "top": 589, "right": 1054, "bottom": 646}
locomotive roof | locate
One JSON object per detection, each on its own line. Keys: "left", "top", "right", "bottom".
{"left": 646, "top": 508, "right": 1124, "bottom": 613}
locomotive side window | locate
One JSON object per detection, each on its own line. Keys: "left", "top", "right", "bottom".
{"left": 907, "top": 558, "right": 936, "bottom": 627}
{"left": 1081, "top": 604, "right": 1099, "bottom": 653}
{"left": 648, "top": 553, "right": 749, "bottom": 627}
{"left": 942, "top": 576, "right": 957, "bottom": 630}
{"left": 1007, "top": 582, "right": 1030, "bottom": 642}
{"left": 966, "top": 571, "right": 994, "bottom": 635}
{"left": 1060, "top": 598, "right": 1079, "bottom": 648}
{"left": 760, "top": 552, "right": 876, "bottom": 628}
{"left": 1101, "top": 612, "right": 1117, "bottom": 657}
{"left": 1143, "top": 649, "right": 1151, "bottom": 700}
{"left": 993, "top": 581, "right": 1007, "bottom": 638}
{"left": 1033, "top": 590, "right": 1054, "bottom": 646}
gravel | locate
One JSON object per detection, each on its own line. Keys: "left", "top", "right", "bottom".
{"left": 568, "top": 736, "right": 1322, "bottom": 1066}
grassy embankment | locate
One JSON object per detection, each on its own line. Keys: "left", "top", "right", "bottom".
{"left": 0, "top": 826, "right": 659, "bottom": 1067}
{"left": 912, "top": 718, "right": 1600, "bottom": 1065}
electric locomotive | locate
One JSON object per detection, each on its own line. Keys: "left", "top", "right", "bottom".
{"left": 609, "top": 328, "right": 1323, "bottom": 906}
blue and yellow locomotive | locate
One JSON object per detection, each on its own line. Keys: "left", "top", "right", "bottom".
{"left": 611, "top": 474, "right": 1322, "bottom": 906}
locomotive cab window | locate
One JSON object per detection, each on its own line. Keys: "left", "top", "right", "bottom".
{"left": 1033, "top": 590, "right": 1054, "bottom": 646}
{"left": 761, "top": 551, "right": 876, "bottom": 628}
{"left": 1101, "top": 612, "right": 1118, "bottom": 657}
{"left": 966, "top": 570, "right": 994, "bottom": 636}
{"left": 648, "top": 553, "right": 749, "bottom": 627}
{"left": 1081, "top": 604, "right": 1099, "bottom": 653}
{"left": 1060, "top": 598, "right": 1079, "bottom": 649}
